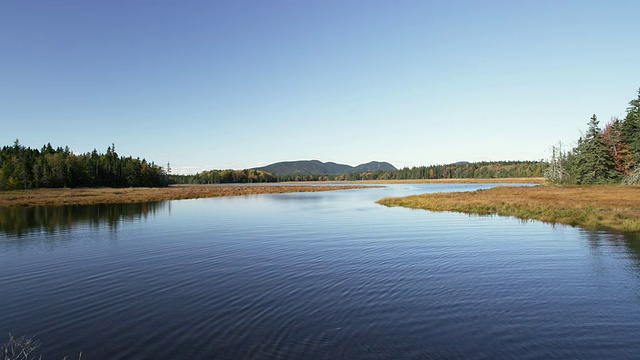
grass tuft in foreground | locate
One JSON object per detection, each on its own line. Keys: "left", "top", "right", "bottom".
{"left": 2, "top": 334, "right": 40, "bottom": 360}
{"left": 2, "top": 334, "right": 81, "bottom": 360}
{"left": 376, "top": 185, "right": 640, "bottom": 233}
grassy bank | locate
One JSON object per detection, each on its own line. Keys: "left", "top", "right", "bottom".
{"left": 377, "top": 185, "right": 640, "bottom": 233}
{"left": 0, "top": 185, "right": 370, "bottom": 207}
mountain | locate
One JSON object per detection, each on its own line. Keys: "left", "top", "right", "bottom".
{"left": 352, "top": 161, "right": 399, "bottom": 172}
{"left": 253, "top": 160, "right": 397, "bottom": 176}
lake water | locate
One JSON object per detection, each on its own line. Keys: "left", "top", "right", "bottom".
{"left": 1, "top": 184, "right": 640, "bottom": 359}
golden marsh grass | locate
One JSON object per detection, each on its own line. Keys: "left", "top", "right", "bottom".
{"left": 377, "top": 185, "right": 640, "bottom": 233}
{"left": 0, "top": 185, "right": 371, "bottom": 207}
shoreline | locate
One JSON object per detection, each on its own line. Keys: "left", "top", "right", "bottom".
{"left": 0, "top": 184, "right": 372, "bottom": 207}
{"left": 0, "top": 178, "right": 543, "bottom": 207}
{"left": 377, "top": 185, "right": 640, "bottom": 233}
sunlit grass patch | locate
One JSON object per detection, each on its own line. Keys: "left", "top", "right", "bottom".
{"left": 377, "top": 185, "right": 640, "bottom": 233}
{"left": 0, "top": 185, "right": 374, "bottom": 207}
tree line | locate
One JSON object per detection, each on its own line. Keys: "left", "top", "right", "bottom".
{"left": 545, "top": 88, "right": 640, "bottom": 185}
{"left": 276, "top": 160, "right": 547, "bottom": 182}
{"left": 170, "top": 169, "right": 277, "bottom": 184}
{"left": 15, "top": 87, "right": 637, "bottom": 191}
{"left": 0, "top": 141, "right": 169, "bottom": 190}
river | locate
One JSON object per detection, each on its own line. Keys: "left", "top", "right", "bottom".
{"left": 1, "top": 183, "right": 639, "bottom": 359}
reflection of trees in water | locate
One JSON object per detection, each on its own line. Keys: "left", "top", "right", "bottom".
{"left": 0, "top": 202, "right": 168, "bottom": 237}
{"left": 619, "top": 233, "right": 640, "bottom": 266}
{"left": 585, "top": 230, "right": 640, "bottom": 268}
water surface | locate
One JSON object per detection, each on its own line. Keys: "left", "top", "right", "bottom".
{"left": 1, "top": 184, "right": 639, "bottom": 359}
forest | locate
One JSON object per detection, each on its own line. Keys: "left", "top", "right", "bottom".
{"left": 0, "top": 142, "right": 168, "bottom": 190}
{"left": 545, "top": 88, "right": 640, "bottom": 185}
{"left": 273, "top": 160, "right": 547, "bottom": 182}
{"left": 169, "top": 160, "right": 546, "bottom": 184}
{"left": 171, "top": 169, "right": 277, "bottom": 184}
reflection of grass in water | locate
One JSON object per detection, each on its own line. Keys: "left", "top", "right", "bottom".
{"left": 377, "top": 185, "right": 640, "bottom": 233}
{"left": 0, "top": 202, "right": 166, "bottom": 237}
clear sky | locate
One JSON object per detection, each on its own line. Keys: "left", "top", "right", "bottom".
{"left": 1, "top": 1, "right": 639, "bottom": 174}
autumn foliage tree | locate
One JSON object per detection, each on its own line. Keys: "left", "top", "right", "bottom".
{"left": 547, "top": 88, "right": 640, "bottom": 184}
{"left": 602, "top": 117, "right": 633, "bottom": 174}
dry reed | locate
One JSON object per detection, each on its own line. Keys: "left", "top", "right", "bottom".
{"left": 0, "top": 185, "right": 371, "bottom": 207}
{"left": 377, "top": 185, "right": 640, "bottom": 233}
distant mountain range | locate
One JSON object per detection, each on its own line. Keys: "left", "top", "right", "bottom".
{"left": 252, "top": 160, "right": 397, "bottom": 176}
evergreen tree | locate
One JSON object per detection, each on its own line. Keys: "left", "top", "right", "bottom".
{"left": 0, "top": 142, "right": 169, "bottom": 190}
{"left": 622, "top": 88, "right": 640, "bottom": 165}
{"left": 569, "top": 115, "right": 618, "bottom": 184}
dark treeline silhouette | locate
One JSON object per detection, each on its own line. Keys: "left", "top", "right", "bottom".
{"left": 0, "top": 141, "right": 169, "bottom": 190}
{"left": 171, "top": 169, "right": 277, "bottom": 184}
{"left": 545, "top": 88, "right": 640, "bottom": 185}
{"left": 276, "top": 160, "right": 546, "bottom": 182}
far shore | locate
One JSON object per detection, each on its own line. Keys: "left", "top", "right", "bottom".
{"left": 335, "top": 177, "right": 545, "bottom": 184}
{"left": 0, "top": 178, "right": 543, "bottom": 207}
{"left": 377, "top": 185, "right": 640, "bottom": 233}
{"left": 0, "top": 184, "right": 372, "bottom": 207}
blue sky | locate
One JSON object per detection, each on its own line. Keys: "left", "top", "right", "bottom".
{"left": 1, "top": 1, "right": 639, "bottom": 174}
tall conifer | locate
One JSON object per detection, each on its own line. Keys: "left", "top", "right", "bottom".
{"left": 622, "top": 88, "right": 640, "bottom": 164}
{"left": 570, "top": 115, "right": 618, "bottom": 184}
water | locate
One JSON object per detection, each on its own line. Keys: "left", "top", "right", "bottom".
{"left": 1, "top": 184, "right": 640, "bottom": 359}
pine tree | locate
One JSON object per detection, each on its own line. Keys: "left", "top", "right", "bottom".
{"left": 570, "top": 115, "right": 618, "bottom": 184}
{"left": 622, "top": 88, "right": 640, "bottom": 164}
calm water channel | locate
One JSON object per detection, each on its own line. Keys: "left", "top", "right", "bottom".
{"left": 1, "top": 184, "right": 640, "bottom": 359}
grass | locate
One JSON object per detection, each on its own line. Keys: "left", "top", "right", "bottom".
{"left": 2, "top": 334, "right": 80, "bottom": 360}
{"left": 0, "top": 184, "right": 372, "bottom": 207}
{"left": 377, "top": 185, "right": 640, "bottom": 233}
{"left": 0, "top": 180, "right": 541, "bottom": 207}
{"left": 2, "top": 334, "right": 40, "bottom": 360}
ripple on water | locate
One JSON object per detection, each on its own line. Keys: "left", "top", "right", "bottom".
{"left": 1, "top": 184, "right": 640, "bottom": 359}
